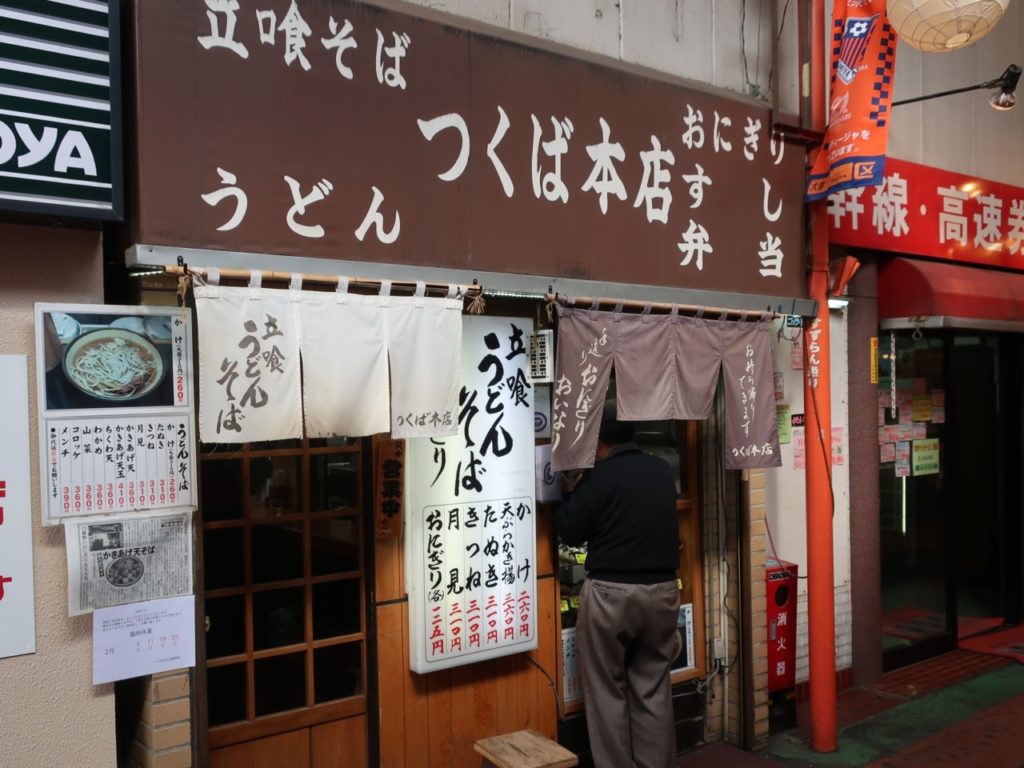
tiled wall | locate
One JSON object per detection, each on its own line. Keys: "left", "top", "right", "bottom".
{"left": 747, "top": 469, "right": 771, "bottom": 744}
{"left": 127, "top": 670, "right": 193, "bottom": 768}
{"left": 794, "top": 583, "right": 854, "bottom": 683}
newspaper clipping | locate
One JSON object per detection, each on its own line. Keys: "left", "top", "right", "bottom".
{"left": 65, "top": 509, "right": 193, "bottom": 615}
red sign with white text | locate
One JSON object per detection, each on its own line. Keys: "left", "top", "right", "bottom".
{"left": 0, "top": 355, "right": 36, "bottom": 659}
{"left": 828, "top": 157, "right": 1024, "bottom": 269}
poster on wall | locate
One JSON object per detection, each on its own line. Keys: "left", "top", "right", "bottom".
{"left": 776, "top": 405, "right": 792, "bottom": 444}
{"left": 34, "top": 304, "right": 196, "bottom": 526}
{"left": 792, "top": 427, "right": 806, "bottom": 469}
{"left": 405, "top": 315, "right": 536, "bottom": 673}
{"left": 912, "top": 439, "right": 940, "bottom": 476}
{"left": 64, "top": 509, "right": 194, "bottom": 615}
{"left": 0, "top": 356, "right": 36, "bottom": 659}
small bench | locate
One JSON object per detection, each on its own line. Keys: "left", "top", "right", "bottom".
{"left": 473, "top": 729, "right": 579, "bottom": 768}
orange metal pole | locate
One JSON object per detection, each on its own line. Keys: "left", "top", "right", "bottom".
{"left": 805, "top": 0, "right": 838, "bottom": 753}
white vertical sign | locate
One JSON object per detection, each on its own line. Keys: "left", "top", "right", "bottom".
{"left": 405, "top": 315, "right": 536, "bottom": 673}
{"left": 0, "top": 355, "right": 36, "bottom": 658}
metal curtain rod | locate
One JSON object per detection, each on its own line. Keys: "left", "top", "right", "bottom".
{"left": 164, "top": 264, "right": 482, "bottom": 297}
{"left": 547, "top": 293, "right": 778, "bottom": 321}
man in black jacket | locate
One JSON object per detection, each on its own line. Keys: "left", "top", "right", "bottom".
{"left": 556, "top": 402, "right": 680, "bottom": 768}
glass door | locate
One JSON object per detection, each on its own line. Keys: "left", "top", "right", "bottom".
{"left": 880, "top": 330, "right": 1022, "bottom": 670}
{"left": 879, "top": 333, "right": 954, "bottom": 669}
{"left": 945, "top": 335, "right": 1020, "bottom": 628}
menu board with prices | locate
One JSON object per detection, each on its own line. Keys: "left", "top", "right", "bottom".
{"left": 45, "top": 417, "right": 194, "bottom": 519}
{"left": 405, "top": 315, "right": 537, "bottom": 673}
{"left": 35, "top": 304, "right": 196, "bottom": 525}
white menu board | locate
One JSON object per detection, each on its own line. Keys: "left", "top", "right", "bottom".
{"left": 35, "top": 304, "right": 196, "bottom": 525}
{"left": 0, "top": 356, "right": 36, "bottom": 659}
{"left": 405, "top": 315, "right": 536, "bottom": 673}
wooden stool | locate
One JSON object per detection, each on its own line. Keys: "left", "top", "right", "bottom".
{"left": 473, "top": 729, "right": 579, "bottom": 768}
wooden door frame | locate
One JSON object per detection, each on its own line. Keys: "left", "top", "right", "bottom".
{"left": 195, "top": 435, "right": 374, "bottom": 762}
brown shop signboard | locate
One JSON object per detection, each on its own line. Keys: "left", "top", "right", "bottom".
{"left": 374, "top": 434, "right": 404, "bottom": 539}
{"left": 130, "top": 0, "right": 806, "bottom": 299}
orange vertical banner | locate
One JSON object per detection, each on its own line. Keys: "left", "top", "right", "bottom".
{"left": 806, "top": 0, "right": 897, "bottom": 201}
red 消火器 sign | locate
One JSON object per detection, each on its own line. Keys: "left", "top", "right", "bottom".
{"left": 829, "top": 157, "right": 1024, "bottom": 270}
{"left": 767, "top": 558, "right": 797, "bottom": 692}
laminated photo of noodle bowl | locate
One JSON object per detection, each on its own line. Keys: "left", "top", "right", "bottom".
{"left": 62, "top": 328, "right": 166, "bottom": 401}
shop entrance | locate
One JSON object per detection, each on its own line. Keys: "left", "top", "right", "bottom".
{"left": 198, "top": 435, "right": 372, "bottom": 766}
{"left": 880, "top": 331, "right": 1023, "bottom": 670}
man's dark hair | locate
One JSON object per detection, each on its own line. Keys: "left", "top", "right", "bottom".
{"left": 598, "top": 400, "right": 634, "bottom": 445}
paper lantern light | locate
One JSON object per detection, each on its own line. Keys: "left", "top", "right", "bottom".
{"left": 887, "top": 0, "right": 1010, "bottom": 51}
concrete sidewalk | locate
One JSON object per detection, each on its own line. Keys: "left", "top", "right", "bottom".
{"left": 677, "top": 651, "right": 1024, "bottom": 768}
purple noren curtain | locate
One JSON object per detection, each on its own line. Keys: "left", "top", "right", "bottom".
{"left": 551, "top": 305, "right": 781, "bottom": 472}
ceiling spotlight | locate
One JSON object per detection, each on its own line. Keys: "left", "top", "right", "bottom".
{"left": 988, "top": 64, "right": 1021, "bottom": 110}
{"left": 990, "top": 90, "right": 1016, "bottom": 111}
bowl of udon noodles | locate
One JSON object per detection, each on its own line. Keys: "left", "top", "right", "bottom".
{"left": 62, "top": 328, "right": 165, "bottom": 401}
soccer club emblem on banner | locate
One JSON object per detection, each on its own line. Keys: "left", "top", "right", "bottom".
{"left": 837, "top": 15, "right": 878, "bottom": 85}
{"left": 806, "top": 0, "right": 897, "bottom": 202}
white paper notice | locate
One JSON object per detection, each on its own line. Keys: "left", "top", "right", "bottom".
{"left": 0, "top": 355, "right": 36, "bottom": 659}
{"left": 92, "top": 595, "right": 195, "bottom": 684}
{"left": 831, "top": 426, "right": 846, "bottom": 466}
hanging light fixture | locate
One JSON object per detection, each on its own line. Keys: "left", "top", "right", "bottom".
{"left": 891, "top": 63, "right": 1021, "bottom": 110}
{"left": 887, "top": 0, "right": 1009, "bottom": 52}
{"left": 988, "top": 64, "right": 1021, "bottom": 110}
